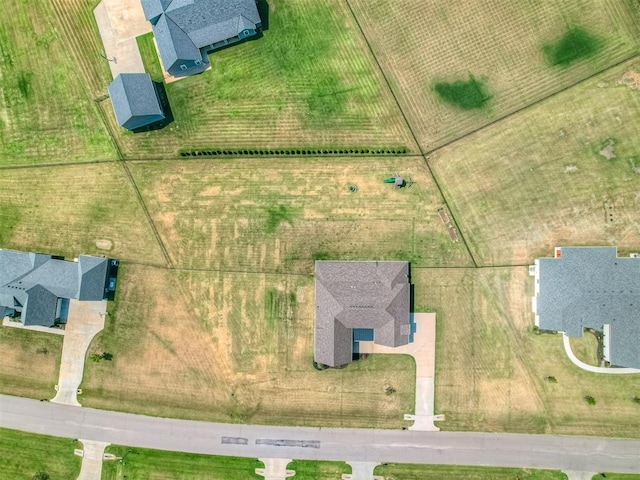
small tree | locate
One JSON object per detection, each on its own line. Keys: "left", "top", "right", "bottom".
{"left": 102, "top": 352, "right": 113, "bottom": 361}
{"left": 33, "top": 472, "right": 49, "bottom": 480}
{"left": 385, "top": 385, "right": 396, "bottom": 395}
{"left": 545, "top": 376, "right": 558, "bottom": 384}
{"left": 631, "top": 396, "right": 640, "bottom": 404}
{"left": 90, "top": 353, "right": 102, "bottom": 363}
{"left": 584, "top": 395, "right": 597, "bottom": 406}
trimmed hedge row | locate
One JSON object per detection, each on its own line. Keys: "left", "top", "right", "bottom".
{"left": 179, "top": 146, "right": 409, "bottom": 157}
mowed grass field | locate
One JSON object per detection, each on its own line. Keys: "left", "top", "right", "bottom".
{"left": 374, "top": 463, "right": 568, "bottom": 480}
{"left": 102, "top": 445, "right": 262, "bottom": 480}
{"left": 0, "top": 428, "right": 81, "bottom": 480}
{"left": 81, "top": 264, "right": 415, "bottom": 428}
{"left": 413, "top": 267, "right": 640, "bottom": 437}
{"left": 99, "top": 0, "right": 416, "bottom": 158}
{"left": 349, "top": 0, "right": 640, "bottom": 150}
{"left": 128, "top": 156, "right": 472, "bottom": 272}
{"left": 0, "top": 163, "right": 165, "bottom": 265}
{"left": 0, "top": 327, "right": 62, "bottom": 399}
{"left": 0, "top": 0, "right": 115, "bottom": 166}
{"left": 430, "top": 59, "right": 640, "bottom": 266}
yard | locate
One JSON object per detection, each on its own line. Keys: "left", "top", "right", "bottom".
{"left": 81, "top": 264, "right": 415, "bottom": 428}
{"left": 0, "top": 427, "right": 81, "bottom": 480}
{"left": 0, "top": 0, "right": 115, "bottom": 166}
{"left": 98, "top": 0, "right": 416, "bottom": 158}
{"left": 0, "top": 327, "right": 62, "bottom": 399}
{"left": 348, "top": 0, "right": 640, "bottom": 151}
{"left": 413, "top": 267, "right": 640, "bottom": 438}
{"left": 0, "top": 163, "right": 165, "bottom": 265}
{"left": 373, "top": 463, "right": 568, "bottom": 480}
{"left": 128, "top": 156, "right": 471, "bottom": 272}
{"left": 429, "top": 59, "right": 640, "bottom": 266}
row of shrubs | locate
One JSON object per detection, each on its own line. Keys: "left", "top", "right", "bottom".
{"left": 180, "top": 146, "right": 409, "bottom": 157}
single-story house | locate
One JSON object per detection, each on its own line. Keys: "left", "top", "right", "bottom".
{"left": 141, "top": 0, "right": 262, "bottom": 78}
{"left": 531, "top": 246, "right": 640, "bottom": 369}
{"left": 0, "top": 249, "right": 118, "bottom": 327}
{"left": 108, "top": 73, "right": 165, "bottom": 130}
{"left": 315, "top": 261, "right": 411, "bottom": 367}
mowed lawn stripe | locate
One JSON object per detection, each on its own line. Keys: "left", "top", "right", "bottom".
{"left": 349, "top": 0, "right": 640, "bottom": 151}
{"left": 95, "top": 0, "right": 416, "bottom": 158}
{"left": 0, "top": 163, "right": 166, "bottom": 265}
{"left": 0, "top": 0, "right": 116, "bottom": 166}
{"left": 128, "top": 156, "right": 473, "bottom": 272}
{"left": 428, "top": 58, "right": 640, "bottom": 266}
{"left": 81, "top": 265, "right": 415, "bottom": 428}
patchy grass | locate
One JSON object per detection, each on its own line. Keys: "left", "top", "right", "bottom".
{"left": 374, "top": 463, "right": 568, "bottom": 480}
{"left": 0, "top": 428, "right": 81, "bottom": 480}
{"left": 81, "top": 265, "right": 415, "bottom": 428}
{"left": 101, "top": 445, "right": 262, "bottom": 480}
{"left": 349, "top": 0, "right": 640, "bottom": 150}
{"left": 429, "top": 59, "right": 640, "bottom": 266}
{"left": 99, "top": 0, "right": 415, "bottom": 157}
{"left": 592, "top": 475, "right": 640, "bottom": 480}
{"left": 434, "top": 75, "right": 491, "bottom": 110}
{"left": 128, "top": 156, "right": 472, "bottom": 272}
{"left": 0, "top": 327, "right": 62, "bottom": 399}
{"left": 414, "top": 267, "right": 640, "bottom": 437}
{"left": 543, "top": 27, "right": 602, "bottom": 66}
{"left": 0, "top": 0, "right": 116, "bottom": 166}
{"left": 287, "top": 460, "right": 351, "bottom": 480}
{"left": 0, "top": 164, "right": 165, "bottom": 265}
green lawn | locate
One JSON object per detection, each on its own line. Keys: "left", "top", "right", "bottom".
{"left": 102, "top": 445, "right": 262, "bottom": 480}
{"left": 374, "top": 463, "right": 567, "bottom": 480}
{"left": 0, "top": 428, "right": 81, "bottom": 480}
{"left": 0, "top": 0, "right": 116, "bottom": 166}
{"left": 287, "top": 460, "right": 350, "bottom": 479}
{"left": 105, "top": 0, "right": 415, "bottom": 157}
{"left": 592, "top": 475, "right": 640, "bottom": 480}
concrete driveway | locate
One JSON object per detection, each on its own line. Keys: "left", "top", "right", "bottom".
{"left": 77, "top": 440, "right": 110, "bottom": 480}
{"left": 358, "top": 312, "right": 440, "bottom": 431}
{"left": 50, "top": 300, "right": 107, "bottom": 406}
{"left": 94, "top": 0, "right": 151, "bottom": 78}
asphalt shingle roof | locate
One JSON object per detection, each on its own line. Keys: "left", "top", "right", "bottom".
{"left": 142, "top": 0, "right": 261, "bottom": 76}
{"left": 0, "top": 249, "right": 110, "bottom": 327}
{"left": 535, "top": 246, "right": 640, "bottom": 368}
{"left": 108, "top": 73, "right": 164, "bottom": 130}
{"left": 315, "top": 261, "right": 411, "bottom": 367}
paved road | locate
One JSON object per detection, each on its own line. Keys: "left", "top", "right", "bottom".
{"left": 1, "top": 395, "right": 639, "bottom": 474}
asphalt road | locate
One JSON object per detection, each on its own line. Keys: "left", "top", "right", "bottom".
{"left": 2, "top": 395, "right": 639, "bottom": 473}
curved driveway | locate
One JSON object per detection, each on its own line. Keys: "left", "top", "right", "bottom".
{"left": 1, "top": 395, "right": 640, "bottom": 474}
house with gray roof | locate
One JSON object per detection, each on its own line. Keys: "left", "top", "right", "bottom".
{"left": 141, "top": 0, "right": 262, "bottom": 77}
{"left": 531, "top": 246, "right": 640, "bottom": 369}
{"left": 315, "top": 261, "right": 411, "bottom": 367}
{"left": 0, "top": 249, "right": 117, "bottom": 327}
{"left": 108, "top": 73, "right": 165, "bottom": 130}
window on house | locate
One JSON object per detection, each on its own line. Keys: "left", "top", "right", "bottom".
{"left": 180, "top": 64, "right": 187, "bottom": 71}
{"left": 195, "top": 60, "right": 202, "bottom": 66}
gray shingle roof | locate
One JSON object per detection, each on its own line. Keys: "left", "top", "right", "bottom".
{"left": 143, "top": 0, "right": 261, "bottom": 76}
{"left": 535, "top": 246, "right": 640, "bottom": 368}
{"left": 315, "top": 261, "right": 411, "bottom": 367}
{"left": 108, "top": 73, "right": 165, "bottom": 130}
{"left": 78, "top": 255, "right": 109, "bottom": 300}
{"left": 0, "top": 249, "right": 110, "bottom": 327}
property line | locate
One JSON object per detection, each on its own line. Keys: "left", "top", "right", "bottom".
{"left": 0, "top": 159, "right": 118, "bottom": 171}
{"left": 424, "top": 53, "right": 640, "bottom": 156}
{"left": 122, "top": 260, "right": 313, "bottom": 277}
{"left": 120, "top": 161, "right": 174, "bottom": 269}
{"left": 342, "top": 0, "right": 479, "bottom": 268}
